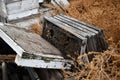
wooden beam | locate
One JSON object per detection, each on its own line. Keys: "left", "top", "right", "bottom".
{"left": 0, "top": 54, "right": 16, "bottom": 62}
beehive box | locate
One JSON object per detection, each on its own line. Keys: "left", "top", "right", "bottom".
{"left": 0, "top": 0, "right": 39, "bottom": 22}
{"left": 42, "top": 14, "right": 108, "bottom": 58}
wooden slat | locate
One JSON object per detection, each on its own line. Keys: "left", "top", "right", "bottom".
{"left": 15, "top": 55, "right": 71, "bottom": 69}
{"left": 7, "top": 8, "right": 39, "bottom": 21}
{"left": 53, "top": 0, "right": 70, "bottom": 6}
{"left": 0, "top": 54, "right": 16, "bottom": 59}
{"left": 42, "top": 15, "right": 108, "bottom": 60}
{"left": 7, "top": 14, "right": 40, "bottom": 24}
{"left": 0, "top": 23, "right": 72, "bottom": 69}
{"left": 0, "top": 0, "right": 7, "bottom": 18}
{"left": 0, "top": 54, "right": 16, "bottom": 62}
{"left": 58, "top": 15, "right": 108, "bottom": 51}
{"left": 43, "top": 17, "right": 87, "bottom": 58}
{"left": 5, "top": 0, "right": 21, "bottom": 4}
{"left": 0, "top": 23, "right": 62, "bottom": 57}
{"left": 51, "top": 0, "right": 70, "bottom": 10}
{"left": 6, "top": 0, "right": 39, "bottom": 14}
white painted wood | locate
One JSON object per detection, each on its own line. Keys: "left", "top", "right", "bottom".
{"left": 0, "top": 0, "right": 7, "bottom": 18}
{"left": 26, "top": 52, "right": 64, "bottom": 59}
{"left": 6, "top": 1, "right": 21, "bottom": 11}
{"left": 38, "top": 0, "right": 44, "bottom": 3}
{"left": 6, "top": 0, "right": 39, "bottom": 14}
{"left": 22, "top": 0, "right": 38, "bottom": 3}
{"left": 44, "top": 16, "right": 86, "bottom": 40}
{"left": 7, "top": 0, "right": 38, "bottom": 11}
{"left": 5, "top": 0, "right": 21, "bottom": 4}
{"left": 15, "top": 55, "right": 71, "bottom": 69}
{"left": 14, "top": 17, "right": 40, "bottom": 29}
{"left": 7, "top": 9, "right": 39, "bottom": 21}
{"left": 0, "top": 29, "right": 24, "bottom": 57}
{"left": 51, "top": 0, "right": 70, "bottom": 7}
{"left": 0, "top": 22, "right": 4, "bottom": 26}
{"left": 0, "top": 23, "right": 62, "bottom": 56}
{"left": 7, "top": 7, "right": 39, "bottom": 15}
{"left": 0, "top": 22, "right": 72, "bottom": 69}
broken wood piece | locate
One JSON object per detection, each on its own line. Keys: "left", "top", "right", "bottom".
{"left": 0, "top": 22, "right": 71, "bottom": 69}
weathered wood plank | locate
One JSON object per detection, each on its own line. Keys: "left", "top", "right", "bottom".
{"left": 55, "top": 15, "right": 98, "bottom": 34}
{"left": 44, "top": 16, "right": 86, "bottom": 40}
{"left": 7, "top": 13, "right": 39, "bottom": 24}
{"left": 59, "top": 14, "right": 108, "bottom": 51}
{"left": 43, "top": 17, "right": 87, "bottom": 58}
{"left": 5, "top": 0, "right": 37, "bottom": 4}
{"left": 7, "top": 8, "right": 39, "bottom": 21}
{"left": 0, "top": 23, "right": 62, "bottom": 57}
{"left": 6, "top": 0, "right": 39, "bottom": 14}
{"left": 5, "top": 0, "right": 21, "bottom": 4}
{"left": 42, "top": 15, "right": 108, "bottom": 60}
{"left": 51, "top": 0, "right": 69, "bottom": 6}
{"left": 51, "top": 0, "right": 70, "bottom": 10}
{"left": 15, "top": 55, "right": 71, "bottom": 69}
{"left": 38, "top": 0, "right": 44, "bottom": 3}
{"left": 60, "top": 14, "right": 102, "bottom": 32}
{"left": 0, "top": 0, "right": 7, "bottom": 18}
{"left": 0, "top": 23, "right": 71, "bottom": 69}
{"left": 0, "top": 54, "right": 16, "bottom": 62}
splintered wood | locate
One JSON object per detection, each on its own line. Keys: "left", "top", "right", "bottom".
{"left": 42, "top": 14, "right": 108, "bottom": 59}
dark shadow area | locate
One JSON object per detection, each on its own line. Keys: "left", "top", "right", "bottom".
{"left": 0, "top": 63, "right": 31, "bottom": 80}
{"left": 0, "top": 38, "right": 16, "bottom": 55}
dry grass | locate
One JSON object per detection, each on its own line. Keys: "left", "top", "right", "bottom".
{"left": 63, "top": 41, "right": 120, "bottom": 80}
{"left": 30, "top": 24, "right": 43, "bottom": 35}
{"left": 57, "top": 0, "right": 120, "bottom": 80}
{"left": 43, "top": 0, "right": 120, "bottom": 79}
{"left": 65, "top": 0, "right": 120, "bottom": 44}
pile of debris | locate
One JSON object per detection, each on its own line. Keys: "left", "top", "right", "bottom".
{"left": 1, "top": 0, "right": 118, "bottom": 80}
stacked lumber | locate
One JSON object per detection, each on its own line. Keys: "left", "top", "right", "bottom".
{"left": 0, "top": 0, "right": 39, "bottom": 23}
{"left": 42, "top": 14, "right": 108, "bottom": 58}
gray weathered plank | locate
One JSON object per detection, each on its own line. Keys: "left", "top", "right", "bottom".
{"left": 7, "top": 8, "right": 39, "bottom": 21}
{"left": 42, "top": 15, "right": 108, "bottom": 60}
{"left": 0, "top": 23, "right": 62, "bottom": 57}
{"left": 6, "top": 0, "right": 39, "bottom": 14}
{"left": 0, "top": 0, "right": 7, "bottom": 18}
{"left": 5, "top": 0, "right": 21, "bottom": 4}
{"left": 0, "top": 23, "right": 72, "bottom": 69}
{"left": 15, "top": 55, "right": 71, "bottom": 69}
